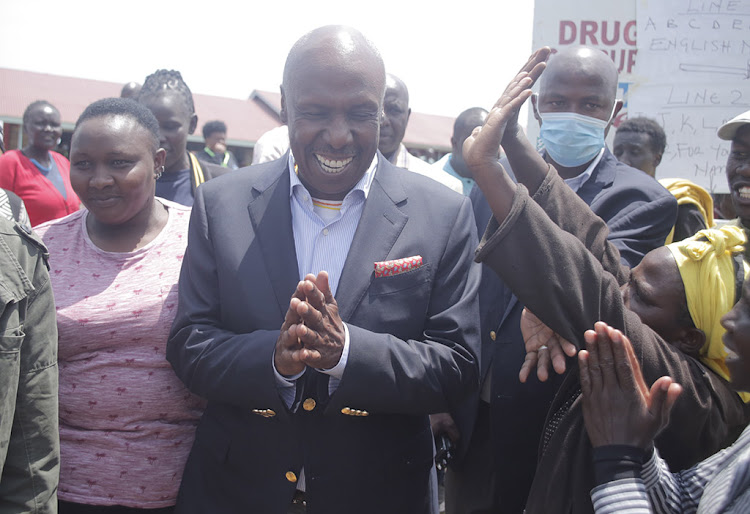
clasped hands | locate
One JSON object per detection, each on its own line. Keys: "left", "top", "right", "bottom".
{"left": 274, "top": 271, "right": 346, "bottom": 377}
{"left": 580, "top": 322, "right": 683, "bottom": 448}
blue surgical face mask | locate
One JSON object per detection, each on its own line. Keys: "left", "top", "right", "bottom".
{"left": 536, "top": 101, "right": 615, "bottom": 168}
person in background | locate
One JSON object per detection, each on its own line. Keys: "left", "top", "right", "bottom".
{"left": 431, "top": 108, "right": 488, "bottom": 196}
{"left": 120, "top": 82, "right": 142, "bottom": 100}
{"left": 379, "top": 73, "right": 463, "bottom": 194}
{"left": 612, "top": 116, "right": 665, "bottom": 179}
{"left": 0, "top": 100, "right": 80, "bottom": 226}
{"left": 35, "top": 98, "right": 204, "bottom": 513}
{"left": 0, "top": 216, "right": 59, "bottom": 514}
{"left": 194, "top": 120, "right": 239, "bottom": 170}
{"left": 718, "top": 109, "right": 750, "bottom": 261}
{"left": 614, "top": 116, "right": 712, "bottom": 243}
{"left": 138, "top": 70, "right": 226, "bottom": 207}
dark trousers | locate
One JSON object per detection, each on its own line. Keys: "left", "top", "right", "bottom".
{"left": 444, "top": 401, "right": 504, "bottom": 514}
{"left": 58, "top": 500, "right": 175, "bottom": 514}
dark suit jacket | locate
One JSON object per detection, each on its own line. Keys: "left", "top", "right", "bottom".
{"left": 166, "top": 154, "right": 481, "bottom": 514}
{"left": 459, "top": 149, "right": 677, "bottom": 512}
{"left": 475, "top": 169, "right": 747, "bottom": 514}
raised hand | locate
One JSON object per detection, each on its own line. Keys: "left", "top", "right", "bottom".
{"left": 463, "top": 47, "right": 551, "bottom": 174}
{"left": 519, "top": 308, "right": 578, "bottom": 383}
{"left": 293, "top": 271, "right": 346, "bottom": 370}
{"left": 579, "top": 322, "right": 683, "bottom": 449}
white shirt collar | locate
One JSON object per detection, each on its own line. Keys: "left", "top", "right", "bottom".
{"left": 563, "top": 147, "right": 605, "bottom": 193}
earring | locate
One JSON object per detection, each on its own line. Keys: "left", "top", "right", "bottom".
{"left": 155, "top": 166, "right": 164, "bottom": 180}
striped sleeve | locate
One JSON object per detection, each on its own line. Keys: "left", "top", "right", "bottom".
{"left": 591, "top": 478, "right": 651, "bottom": 513}
{"left": 645, "top": 428, "right": 750, "bottom": 513}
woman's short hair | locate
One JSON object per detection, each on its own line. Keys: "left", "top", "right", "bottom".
{"left": 74, "top": 98, "right": 161, "bottom": 152}
{"left": 22, "top": 100, "right": 58, "bottom": 125}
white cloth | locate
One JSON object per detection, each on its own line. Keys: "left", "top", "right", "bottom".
{"left": 252, "top": 126, "right": 290, "bottom": 164}
{"left": 391, "top": 144, "right": 463, "bottom": 194}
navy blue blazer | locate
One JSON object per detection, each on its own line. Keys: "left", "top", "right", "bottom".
{"left": 461, "top": 148, "right": 677, "bottom": 512}
{"left": 167, "top": 153, "right": 481, "bottom": 514}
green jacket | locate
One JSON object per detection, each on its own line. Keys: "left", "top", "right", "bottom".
{"left": 0, "top": 218, "right": 58, "bottom": 513}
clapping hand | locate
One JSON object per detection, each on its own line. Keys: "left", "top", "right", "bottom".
{"left": 579, "top": 322, "right": 683, "bottom": 449}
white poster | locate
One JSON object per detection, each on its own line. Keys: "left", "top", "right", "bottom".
{"left": 531, "top": 0, "right": 749, "bottom": 192}
{"left": 628, "top": 0, "right": 750, "bottom": 192}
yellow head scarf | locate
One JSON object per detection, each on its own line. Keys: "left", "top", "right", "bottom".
{"left": 659, "top": 178, "right": 715, "bottom": 245}
{"left": 667, "top": 225, "right": 749, "bottom": 401}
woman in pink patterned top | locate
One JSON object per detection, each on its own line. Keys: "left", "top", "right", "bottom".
{"left": 35, "top": 98, "right": 204, "bottom": 513}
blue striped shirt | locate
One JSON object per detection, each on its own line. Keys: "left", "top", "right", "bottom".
{"left": 591, "top": 424, "right": 750, "bottom": 513}
{"left": 288, "top": 152, "right": 378, "bottom": 295}
{"left": 275, "top": 153, "right": 379, "bottom": 408}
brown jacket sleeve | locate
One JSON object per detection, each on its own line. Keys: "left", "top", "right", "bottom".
{"left": 475, "top": 180, "right": 747, "bottom": 512}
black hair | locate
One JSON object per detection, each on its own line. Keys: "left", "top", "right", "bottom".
{"left": 202, "top": 120, "right": 227, "bottom": 139}
{"left": 138, "top": 69, "right": 195, "bottom": 115}
{"left": 617, "top": 117, "right": 667, "bottom": 155}
{"left": 22, "top": 100, "right": 59, "bottom": 125}
{"left": 74, "top": 98, "right": 160, "bottom": 151}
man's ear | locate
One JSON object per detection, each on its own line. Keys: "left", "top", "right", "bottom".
{"left": 675, "top": 327, "right": 706, "bottom": 358}
{"left": 654, "top": 152, "right": 663, "bottom": 168}
{"left": 604, "top": 100, "right": 624, "bottom": 137}
{"left": 531, "top": 94, "right": 542, "bottom": 126}
{"left": 612, "top": 99, "right": 624, "bottom": 121}
{"left": 280, "top": 85, "right": 288, "bottom": 124}
{"left": 406, "top": 107, "right": 412, "bottom": 124}
{"left": 188, "top": 114, "right": 198, "bottom": 135}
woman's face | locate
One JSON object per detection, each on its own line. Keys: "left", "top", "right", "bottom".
{"left": 620, "top": 246, "right": 690, "bottom": 344}
{"left": 69, "top": 114, "right": 165, "bottom": 226}
{"left": 721, "top": 280, "right": 750, "bottom": 392}
{"left": 139, "top": 91, "right": 196, "bottom": 172}
{"left": 25, "top": 105, "right": 62, "bottom": 152}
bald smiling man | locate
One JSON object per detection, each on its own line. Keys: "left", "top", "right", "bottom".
{"left": 167, "top": 26, "right": 480, "bottom": 514}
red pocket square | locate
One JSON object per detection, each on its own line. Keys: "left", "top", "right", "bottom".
{"left": 374, "top": 256, "right": 423, "bottom": 277}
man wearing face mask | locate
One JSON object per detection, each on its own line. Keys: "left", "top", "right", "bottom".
{"left": 528, "top": 47, "right": 677, "bottom": 264}
{"left": 438, "top": 47, "right": 677, "bottom": 514}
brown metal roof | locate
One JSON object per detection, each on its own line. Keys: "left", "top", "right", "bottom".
{"left": 0, "top": 69, "right": 453, "bottom": 150}
{"left": 248, "top": 90, "right": 453, "bottom": 150}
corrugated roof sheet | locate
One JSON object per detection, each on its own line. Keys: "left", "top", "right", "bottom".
{"left": 1, "top": 68, "right": 453, "bottom": 150}
{"left": 249, "top": 90, "right": 453, "bottom": 150}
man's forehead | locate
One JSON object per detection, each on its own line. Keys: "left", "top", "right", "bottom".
{"left": 541, "top": 49, "right": 616, "bottom": 97}
{"left": 734, "top": 124, "right": 750, "bottom": 144}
